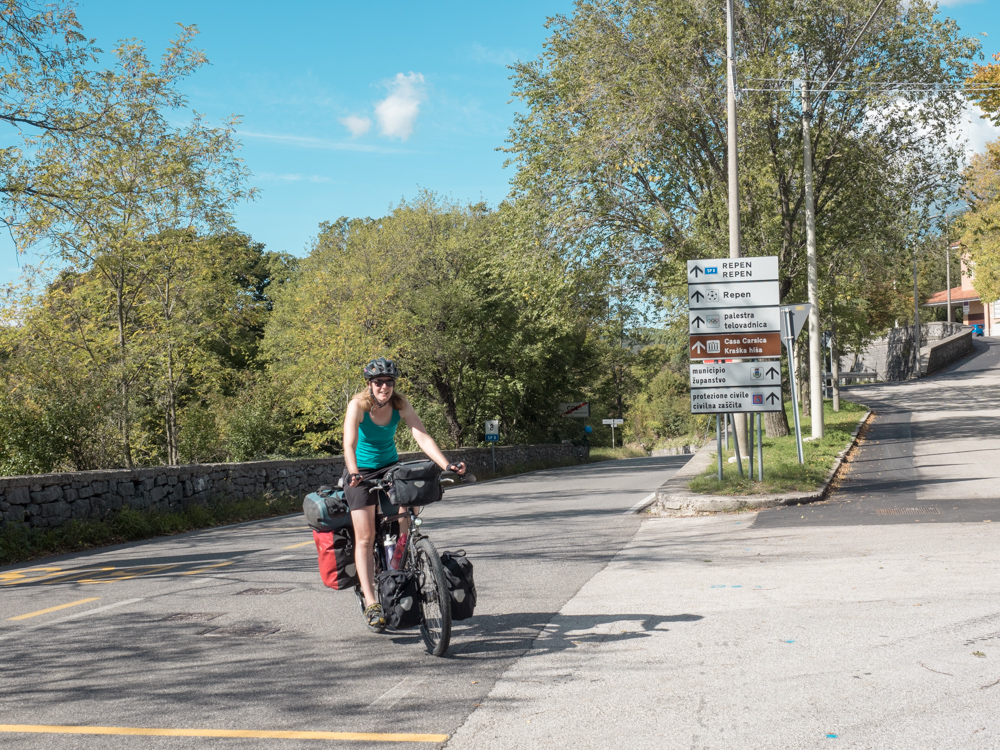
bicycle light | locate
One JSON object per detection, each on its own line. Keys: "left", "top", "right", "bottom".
{"left": 413, "top": 517, "right": 423, "bottom": 527}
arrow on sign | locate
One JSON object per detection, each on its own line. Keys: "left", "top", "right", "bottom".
{"left": 766, "top": 367, "right": 779, "bottom": 378}
{"left": 691, "top": 315, "right": 705, "bottom": 329}
{"left": 691, "top": 289, "right": 704, "bottom": 303}
{"left": 766, "top": 392, "right": 780, "bottom": 404}
{"left": 690, "top": 265, "right": 703, "bottom": 278}
{"left": 691, "top": 340, "right": 706, "bottom": 354}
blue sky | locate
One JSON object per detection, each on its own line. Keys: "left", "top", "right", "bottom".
{"left": 2, "top": 0, "right": 999, "bottom": 285}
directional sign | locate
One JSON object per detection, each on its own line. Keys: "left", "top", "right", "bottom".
{"left": 689, "top": 361, "right": 781, "bottom": 388}
{"left": 602, "top": 418, "right": 624, "bottom": 426}
{"left": 690, "top": 386, "right": 783, "bottom": 414}
{"left": 687, "top": 257, "right": 778, "bottom": 283}
{"left": 559, "top": 402, "right": 590, "bottom": 418}
{"left": 689, "top": 332, "right": 782, "bottom": 359}
{"left": 689, "top": 280, "right": 780, "bottom": 309}
{"left": 779, "top": 303, "right": 812, "bottom": 344}
{"left": 689, "top": 306, "right": 781, "bottom": 335}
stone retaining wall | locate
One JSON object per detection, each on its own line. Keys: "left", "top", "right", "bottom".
{"left": 0, "top": 442, "right": 587, "bottom": 530}
{"left": 920, "top": 328, "right": 974, "bottom": 375}
{"left": 843, "top": 322, "right": 967, "bottom": 381}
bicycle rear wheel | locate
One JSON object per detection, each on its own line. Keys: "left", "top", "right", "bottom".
{"left": 411, "top": 536, "right": 451, "bottom": 656}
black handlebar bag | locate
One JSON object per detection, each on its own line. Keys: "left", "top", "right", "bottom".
{"left": 389, "top": 460, "right": 442, "bottom": 506}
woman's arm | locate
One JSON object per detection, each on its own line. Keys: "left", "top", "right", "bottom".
{"left": 343, "top": 399, "right": 363, "bottom": 483}
{"left": 399, "top": 398, "right": 463, "bottom": 473}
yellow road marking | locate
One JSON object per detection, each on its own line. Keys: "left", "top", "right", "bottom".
{"left": 78, "top": 564, "right": 181, "bottom": 585}
{"left": 0, "top": 725, "right": 449, "bottom": 742}
{"left": 7, "top": 598, "right": 101, "bottom": 621}
{"left": 180, "top": 561, "right": 234, "bottom": 575}
{"left": 0, "top": 567, "right": 62, "bottom": 583}
{"left": 283, "top": 540, "right": 314, "bottom": 549}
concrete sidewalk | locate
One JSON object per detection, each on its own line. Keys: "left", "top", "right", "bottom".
{"left": 446, "top": 515, "right": 1000, "bottom": 749}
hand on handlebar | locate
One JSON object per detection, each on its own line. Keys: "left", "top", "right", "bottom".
{"left": 446, "top": 461, "right": 466, "bottom": 476}
{"left": 348, "top": 472, "right": 363, "bottom": 487}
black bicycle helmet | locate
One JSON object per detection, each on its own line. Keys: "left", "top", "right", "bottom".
{"left": 363, "top": 357, "right": 400, "bottom": 381}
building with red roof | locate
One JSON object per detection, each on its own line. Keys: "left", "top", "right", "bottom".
{"left": 924, "top": 243, "right": 993, "bottom": 333}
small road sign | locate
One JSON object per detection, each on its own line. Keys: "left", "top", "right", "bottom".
{"left": 689, "top": 332, "right": 782, "bottom": 359}
{"left": 485, "top": 420, "right": 499, "bottom": 442}
{"left": 688, "top": 280, "right": 781, "bottom": 309}
{"left": 687, "top": 257, "right": 778, "bottom": 283}
{"left": 690, "top": 386, "right": 783, "bottom": 413}
{"left": 559, "top": 402, "right": 590, "bottom": 418}
{"left": 779, "top": 303, "right": 811, "bottom": 344}
{"left": 602, "top": 419, "right": 624, "bottom": 426}
{"left": 689, "top": 306, "right": 781, "bottom": 335}
{"left": 689, "top": 361, "right": 781, "bottom": 388}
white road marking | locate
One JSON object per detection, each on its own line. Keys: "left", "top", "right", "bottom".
{"left": 0, "top": 598, "right": 144, "bottom": 642}
{"left": 366, "top": 677, "right": 427, "bottom": 710}
{"left": 270, "top": 555, "right": 295, "bottom": 562}
{"left": 625, "top": 493, "right": 657, "bottom": 514}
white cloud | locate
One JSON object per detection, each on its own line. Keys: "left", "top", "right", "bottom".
{"left": 957, "top": 102, "right": 1000, "bottom": 160}
{"left": 374, "top": 72, "right": 425, "bottom": 141}
{"left": 238, "top": 130, "right": 403, "bottom": 154}
{"left": 340, "top": 114, "right": 372, "bottom": 138}
{"left": 469, "top": 42, "right": 522, "bottom": 66}
{"left": 257, "top": 172, "right": 332, "bottom": 183}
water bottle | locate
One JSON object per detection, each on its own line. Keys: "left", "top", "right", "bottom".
{"left": 390, "top": 533, "right": 407, "bottom": 569}
{"left": 383, "top": 535, "right": 395, "bottom": 569}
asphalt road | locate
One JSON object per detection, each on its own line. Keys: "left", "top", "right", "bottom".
{"left": 754, "top": 335, "right": 1000, "bottom": 528}
{"left": 0, "top": 455, "right": 688, "bottom": 749}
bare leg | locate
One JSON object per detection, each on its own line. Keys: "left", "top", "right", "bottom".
{"left": 351, "top": 505, "right": 377, "bottom": 607}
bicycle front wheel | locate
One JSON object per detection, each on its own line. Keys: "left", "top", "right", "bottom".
{"left": 411, "top": 536, "right": 452, "bottom": 656}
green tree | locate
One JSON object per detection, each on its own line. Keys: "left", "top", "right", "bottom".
{"left": 7, "top": 28, "right": 253, "bottom": 466}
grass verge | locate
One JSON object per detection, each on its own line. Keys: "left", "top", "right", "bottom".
{"left": 0, "top": 494, "right": 300, "bottom": 566}
{"left": 687, "top": 399, "right": 868, "bottom": 496}
{"left": 589, "top": 446, "right": 649, "bottom": 462}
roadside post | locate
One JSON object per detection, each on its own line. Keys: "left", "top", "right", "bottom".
{"left": 485, "top": 419, "right": 499, "bottom": 473}
{"left": 688, "top": 256, "right": 783, "bottom": 481}
{"left": 716, "top": 415, "right": 723, "bottom": 480}
{"left": 780, "top": 303, "right": 811, "bottom": 464}
{"left": 602, "top": 418, "right": 624, "bottom": 449}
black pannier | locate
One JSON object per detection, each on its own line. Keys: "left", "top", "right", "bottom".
{"left": 389, "top": 460, "right": 442, "bottom": 506}
{"left": 303, "top": 485, "right": 351, "bottom": 531}
{"left": 440, "top": 549, "right": 477, "bottom": 620}
{"left": 376, "top": 569, "right": 422, "bottom": 629}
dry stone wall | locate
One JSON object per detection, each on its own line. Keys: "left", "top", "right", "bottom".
{"left": 0, "top": 443, "right": 586, "bottom": 530}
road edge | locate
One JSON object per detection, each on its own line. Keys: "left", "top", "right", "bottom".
{"left": 646, "top": 409, "right": 873, "bottom": 516}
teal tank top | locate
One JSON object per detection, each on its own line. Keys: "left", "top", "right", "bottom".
{"left": 356, "top": 409, "right": 401, "bottom": 468}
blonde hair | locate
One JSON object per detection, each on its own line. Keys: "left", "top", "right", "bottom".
{"left": 355, "top": 384, "right": 406, "bottom": 413}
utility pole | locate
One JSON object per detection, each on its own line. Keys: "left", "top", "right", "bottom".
{"left": 726, "top": 0, "right": 750, "bottom": 461}
{"left": 946, "top": 242, "right": 952, "bottom": 324}
{"left": 801, "top": 80, "right": 824, "bottom": 438}
{"left": 912, "top": 245, "right": 921, "bottom": 378}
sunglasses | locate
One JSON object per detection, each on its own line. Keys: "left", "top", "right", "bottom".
{"left": 371, "top": 378, "right": 395, "bottom": 388}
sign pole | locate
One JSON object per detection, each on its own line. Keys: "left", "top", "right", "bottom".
{"left": 783, "top": 308, "right": 805, "bottom": 464}
{"left": 748, "top": 412, "right": 754, "bottom": 478}
{"left": 716, "top": 414, "right": 723, "bottom": 481}
{"left": 612, "top": 423, "right": 615, "bottom": 449}
{"left": 732, "top": 415, "right": 744, "bottom": 478}
{"left": 491, "top": 443, "right": 495, "bottom": 474}
{"left": 756, "top": 413, "right": 763, "bottom": 481}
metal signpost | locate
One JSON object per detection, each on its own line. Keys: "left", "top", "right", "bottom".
{"left": 602, "top": 418, "right": 624, "bottom": 448}
{"left": 485, "top": 419, "right": 499, "bottom": 473}
{"left": 779, "top": 303, "right": 811, "bottom": 464}
{"left": 689, "top": 257, "right": 781, "bottom": 481}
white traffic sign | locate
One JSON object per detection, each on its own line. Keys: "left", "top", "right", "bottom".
{"left": 688, "top": 280, "right": 780, "bottom": 309}
{"left": 602, "top": 419, "right": 624, "bottom": 426}
{"left": 689, "top": 306, "right": 781, "bottom": 335}
{"left": 690, "top": 361, "right": 781, "bottom": 388}
{"left": 779, "top": 303, "right": 812, "bottom": 344}
{"left": 690, "top": 386, "right": 783, "bottom": 414}
{"left": 485, "top": 419, "right": 499, "bottom": 435}
{"left": 687, "top": 256, "right": 778, "bottom": 283}
{"left": 559, "top": 402, "right": 590, "bottom": 418}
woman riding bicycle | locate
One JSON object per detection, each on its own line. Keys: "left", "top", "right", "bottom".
{"left": 343, "top": 357, "right": 465, "bottom": 630}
